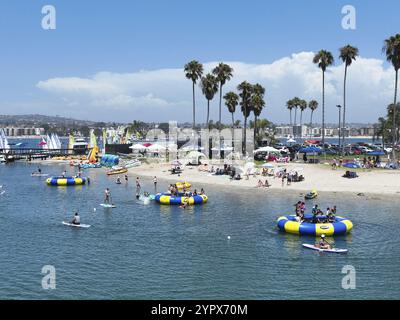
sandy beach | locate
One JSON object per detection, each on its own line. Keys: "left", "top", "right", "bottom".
{"left": 125, "top": 161, "right": 400, "bottom": 197}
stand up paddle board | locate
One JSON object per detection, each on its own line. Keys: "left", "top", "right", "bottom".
{"left": 100, "top": 203, "right": 116, "bottom": 208}
{"left": 302, "top": 243, "right": 348, "bottom": 254}
{"left": 62, "top": 221, "right": 91, "bottom": 228}
{"left": 0, "top": 190, "right": 5, "bottom": 195}
{"left": 31, "top": 173, "right": 49, "bottom": 177}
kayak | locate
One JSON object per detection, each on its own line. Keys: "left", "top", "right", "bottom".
{"left": 302, "top": 243, "right": 348, "bottom": 254}
{"left": 100, "top": 203, "right": 116, "bottom": 208}
{"left": 62, "top": 221, "right": 91, "bottom": 228}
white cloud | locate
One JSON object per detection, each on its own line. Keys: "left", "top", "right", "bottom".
{"left": 35, "top": 52, "right": 397, "bottom": 123}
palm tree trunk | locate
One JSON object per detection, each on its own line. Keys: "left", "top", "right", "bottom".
{"left": 219, "top": 84, "right": 223, "bottom": 129}
{"left": 192, "top": 82, "right": 196, "bottom": 130}
{"left": 254, "top": 115, "right": 258, "bottom": 148}
{"left": 393, "top": 70, "right": 398, "bottom": 159}
{"left": 342, "top": 64, "right": 348, "bottom": 155}
{"left": 243, "top": 107, "right": 247, "bottom": 155}
{"left": 300, "top": 111, "right": 303, "bottom": 138}
{"left": 310, "top": 111, "right": 314, "bottom": 139}
{"left": 231, "top": 113, "right": 235, "bottom": 148}
{"left": 207, "top": 100, "right": 210, "bottom": 129}
{"left": 294, "top": 108, "right": 297, "bottom": 126}
{"left": 322, "top": 71, "right": 325, "bottom": 148}
{"left": 289, "top": 110, "right": 292, "bottom": 126}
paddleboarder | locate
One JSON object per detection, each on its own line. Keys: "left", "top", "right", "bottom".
{"left": 71, "top": 212, "right": 80, "bottom": 225}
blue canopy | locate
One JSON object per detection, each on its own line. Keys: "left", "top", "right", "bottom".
{"left": 299, "top": 146, "right": 322, "bottom": 153}
{"left": 367, "top": 151, "right": 385, "bottom": 156}
{"left": 343, "top": 162, "right": 361, "bottom": 169}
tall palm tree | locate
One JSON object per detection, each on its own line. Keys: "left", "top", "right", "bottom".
{"left": 224, "top": 91, "right": 239, "bottom": 148}
{"left": 238, "top": 81, "right": 253, "bottom": 154}
{"left": 252, "top": 94, "right": 266, "bottom": 146}
{"left": 308, "top": 100, "right": 319, "bottom": 139}
{"left": 292, "top": 97, "right": 301, "bottom": 126}
{"left": 200, "top": 74, "right": 219, "bottom": 129}
{"left": 383, "top": 34, "right": 400, "bottom": 158}
{"left": 339, "top": 45, "right": 359, "bottom": 153}
{"left": 184, "top": 60, "right": 203, "bottom": 130}
{"left": 252, "top": 84, "right": 266, "bottom": 146}
{"left": 212, "top": 63, "right": 233, "bottom": 129}
{"left": 299, "top": 99, "right": 307, "bottom": 138}
{"left": 286, "top": 99, "right": 294, "bottom": 126}
{"left": 313, "top": 50, "right": 334, "bottom": 148}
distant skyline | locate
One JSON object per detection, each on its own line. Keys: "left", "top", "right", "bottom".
{"left": 0, "top": 0, "right": 399, "bottom": 124}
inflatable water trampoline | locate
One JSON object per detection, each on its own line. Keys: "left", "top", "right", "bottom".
{"left": 277, "top": 214, "right": 353, "bottom": 236}
{"left": 155, "top": 192, "right": 208, "bottom": 205}
{"left": 46, "top": 176, "right": 86, "bottom": 186}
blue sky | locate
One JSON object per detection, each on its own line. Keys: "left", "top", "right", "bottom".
{"left": 0, "top": 0, "right": 399, "bottom": 123}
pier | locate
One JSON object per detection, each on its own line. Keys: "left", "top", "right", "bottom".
{"left": 0, "top": 148, "right": 76, "bottom": 161}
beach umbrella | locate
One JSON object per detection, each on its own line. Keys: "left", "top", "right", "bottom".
{"left": 129, "top": 143, "right": 147, "bottom": 150}
{"left": 147, "top": 144, "right": 166, "bottom": 152}
{"left": 367, "top": 151, "right": 385, "bottom": 156}
{"left": 38, "top": 140, "right": 47, "bottom": 146}
{"left": 343, "top": 162, "right": 361, "bottom": 169}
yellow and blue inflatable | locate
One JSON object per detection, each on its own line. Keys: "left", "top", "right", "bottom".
{"left": 277, "top": 214, "right": 353, "bottom": 236}
{"left": 155, "top": 192, "right": 207, "bottom": 205}
{"left": 175, "top": 181, "right": 191, "bottom": 189}
{"left": 46, "top": 176, "right": 86, "bottom": 186}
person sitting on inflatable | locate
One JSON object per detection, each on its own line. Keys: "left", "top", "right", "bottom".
{"left": 316, "top": 234, "right": 331, "bottom": 250}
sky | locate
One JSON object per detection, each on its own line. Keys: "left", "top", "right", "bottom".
{"left": 0, "top": 0, "right": 399, "bottom": 124}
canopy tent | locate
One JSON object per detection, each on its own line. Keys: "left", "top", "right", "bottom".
{"left": 147, "top": 144, "right": 166, "bottom": 152}
{"left": 180, "top": 145, "right": 204, "bottom": 152}
{"left": 298, "top": 146, "right": 323, "bottom": 153}
{"left": 367, "top": 150, "right": 385, "bottom": 156}
{"left": 253, "top": 146, "right": 280, "bottom": 153}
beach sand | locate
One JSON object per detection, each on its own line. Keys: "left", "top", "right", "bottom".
{"left": 126, "top": 161, "right": 400, "bottom": 197}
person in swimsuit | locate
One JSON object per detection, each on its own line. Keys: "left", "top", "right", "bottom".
{"left": 71, "top": 212, "right": 80, "bottom": 225}
{"left": 104, "top": 188, "right": 111, "bottom": 204}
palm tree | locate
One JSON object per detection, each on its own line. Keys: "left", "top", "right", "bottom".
{"left": 286, "top": 99, "right": 294, "bottom": 126}
{"left": 299, "top": 99, "right": 307, "bottom": 137}
{"left": 252, "top": 94, "right": 266, "bottom": 146}
{"left": 184, "top": 60, "right": 203, "bottom": 130}
{"left": 212, "top": 63, "right": 233, "bottom": 129}
{"left": 292, "top": 97, "right": 301, "bottom": 126}
{"left": 224, "top": 91, "right": 239, "bottom": 147}
{"left": 238, "top": 81, "right": 253, "bottom": 154}
{"left": 308, "top": 100, "right": 319, "bottom": 139}
{"left": 383, "top": 34, "right": 400, "bottom": 158}
{"left": 200, "top": 74, "right": 219, "bottom": 129}
{"left": 313, "top": 50, "right": 334, "bottom": 148}
{"left": 252, "top": 84, "right": 266, "bottom": 146}
{"left": 339, "top": 45, "right": 359, "bottom": 153}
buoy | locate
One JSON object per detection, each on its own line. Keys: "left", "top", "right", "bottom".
{"left": 93, "top": 208, "right": 96, "bottom": 212}
{"left": 227, "top": 236, "right": 231, "bottom": 240}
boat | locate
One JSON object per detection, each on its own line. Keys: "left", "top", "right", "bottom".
{"left": 302, "top": 243, "right": 348, "bottom": 254}
{"left": 72, "top": 137, "right": 89, "bottom": 155}
{"left": 0, "top": 155, "right": 6, "bottom": 163}
{"left": 305, "top": 190, "right": 318, "bottom": 200}
{"left": 107, "top": 168, "right": 128, "bottom": 175}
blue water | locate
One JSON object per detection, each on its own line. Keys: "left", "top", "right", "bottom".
{"left": 0, "top": 162, "right": 399, "bottom": 300}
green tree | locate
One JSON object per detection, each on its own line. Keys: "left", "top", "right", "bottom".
{"left": 308, "top": 100, "right": 319, "bottom": 139}
{"left": 299, "top": 99, "right": 307, "bottom": 137}
{"left": 383, "top": 34, "right": 400, "bottom": 157}
{"left": 339, "top": 44, "right": 359, "bottom": 152}
{"left": 313, "top": 50, "right": 334, "bottom": 147}
{"left": 184, "top": 60, "right": 204, "bottom": 130}
{"left": 251, "top": 84, "right": 266, "bottom": 146}
{"left": 238, "top": 81, "right": 253, "bottom": 154}
{"left": 200, "top": 74, "right": 219, "bottom": 129}
{"left": 224, "top": 91, "right": 239, "bottom": 146}
{"left": 212, "top": 63, "right": 233, "bottom": 129}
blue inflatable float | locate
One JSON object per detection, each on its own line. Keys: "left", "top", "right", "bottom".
{"left": 155, "top": 192, "right": 208, "bottom": 205}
